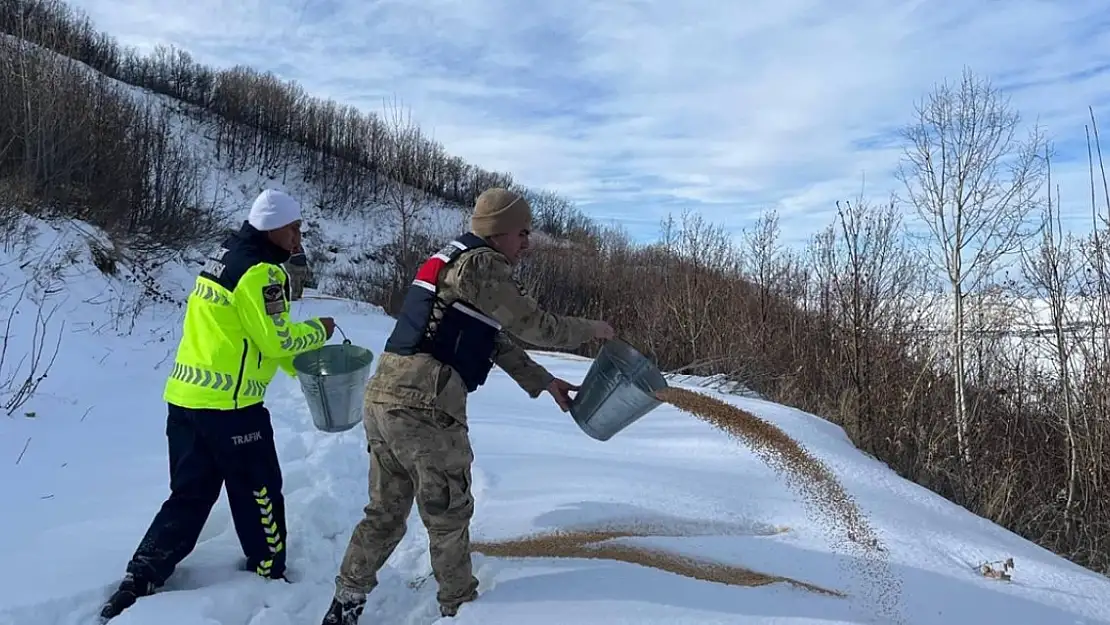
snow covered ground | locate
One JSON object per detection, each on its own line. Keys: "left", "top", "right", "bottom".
{"left": 2, "top": 216, "right": 1110, "bottom": 625}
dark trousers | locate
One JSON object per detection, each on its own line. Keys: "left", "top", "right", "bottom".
{"left": 125, "top": 402, "right": 287, "bottom": 586}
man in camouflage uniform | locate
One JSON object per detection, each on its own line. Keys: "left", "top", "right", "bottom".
{"left": 318, "top": 188, "right": 614, "bottom": 624}
{"left": 284, "top": 241, "right": 310, "bottom": 300}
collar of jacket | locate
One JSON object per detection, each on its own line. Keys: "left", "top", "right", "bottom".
{"left": 466, "top": 232, "right": 509, "bottom": 260}
{"left": 235, "top": 220, "right": 293, "bottom": 265}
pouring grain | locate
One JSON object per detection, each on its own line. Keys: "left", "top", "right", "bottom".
{"left": 654, "top": 387, "right": 904, "bottom": 624}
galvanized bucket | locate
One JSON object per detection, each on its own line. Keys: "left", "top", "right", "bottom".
{"left": 569, "top": 338, "right": 668, "bottom": 441}
{"left": 292, "top": 339, "right": 375, "bottom": 433}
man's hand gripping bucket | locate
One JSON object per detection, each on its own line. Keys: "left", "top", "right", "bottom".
{"left": 569, "top": 338, "right": 669, "bottom": 441}
{"left": 292, "top": 324, "right": 375, "bottom": 433}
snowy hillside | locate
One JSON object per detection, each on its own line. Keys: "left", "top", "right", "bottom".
{"left": 10, "top": 31, "right": 477, "bottom": 295}
{"left": 3, "top": 217, "right": 1110, "bottom": 625}
{"left": 164, "top": 99, "right": 475, "bottom": 297}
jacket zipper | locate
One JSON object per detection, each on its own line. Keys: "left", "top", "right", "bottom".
{"left": 232, "top": 338, "right": 248, "bottom": 409}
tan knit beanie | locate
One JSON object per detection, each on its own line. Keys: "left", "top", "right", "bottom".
{"left": 470, "top": 188, "right": 532, "bottom": 237}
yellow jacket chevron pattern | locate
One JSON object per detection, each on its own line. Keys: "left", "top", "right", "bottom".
{"left": 164, "top": 258, "right": 327, "bottom": 411}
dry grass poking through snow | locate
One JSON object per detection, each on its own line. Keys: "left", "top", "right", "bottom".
{"left": 653, "top": 387, "right": 905, "bottom": 624}
{"left": 472, "top": 527, "right": 842, "bottom": 597}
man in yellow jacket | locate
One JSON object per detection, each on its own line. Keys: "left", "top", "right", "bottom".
{"left": 99, "top": 189, "right": 336, "bottom": 622}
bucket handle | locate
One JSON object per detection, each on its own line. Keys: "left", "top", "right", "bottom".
{"left": 333, "top": 322, "right": 351, "bottom": 345}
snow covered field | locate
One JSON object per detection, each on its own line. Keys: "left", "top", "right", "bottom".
{"left": 2, "top": 216, "right": 1110, "bottom": 625}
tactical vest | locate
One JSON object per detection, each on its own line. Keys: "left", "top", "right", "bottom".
{"left": 383, "top": 232, "right": 502, "bottom": 392}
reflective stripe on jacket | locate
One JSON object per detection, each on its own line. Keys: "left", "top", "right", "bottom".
{"left": 163, "top": 222, "right": 328, "bottom": 410}
{"left": 382, "top": 232, "right": 500, "bottom": 392}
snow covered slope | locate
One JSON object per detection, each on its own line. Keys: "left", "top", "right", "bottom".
{"left": 2, "top": 216, "right": 1110, "bottom": 625}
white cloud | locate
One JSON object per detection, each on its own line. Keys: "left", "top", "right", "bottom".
{"left": 67, "top": 0, "right": 1110, "bottom": 246}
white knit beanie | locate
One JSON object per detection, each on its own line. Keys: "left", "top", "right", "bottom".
{"left": 248, "top": 189, "right": 302, "bottom": 231}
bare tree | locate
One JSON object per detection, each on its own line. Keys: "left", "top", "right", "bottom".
{"left": 740, "top": 209, "right": 793, "bottom": 355}
{"left": 895, "top": 66, "right": 1048, "bottom": 472}
{"left": 809, "top": 196, "right": 928, "bottom": 451}
{"left": 377, "top": 99, "right": 436, "bottom": 307}
{"left": 1018, "top": 152, "right": 1084, "bottom": 526}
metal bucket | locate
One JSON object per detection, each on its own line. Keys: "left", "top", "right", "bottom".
{"left": 569, "top": 338, "right": 668, "bottom": 441}
{"left": 292, "top": 339, "right": 375, "bottom": 433}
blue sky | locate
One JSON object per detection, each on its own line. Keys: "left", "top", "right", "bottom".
{"left": 68, "top": 0, "right": 1110, "bottom": 249}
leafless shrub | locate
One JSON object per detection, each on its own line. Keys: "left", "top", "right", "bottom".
{"left": 0, "top": 16, "right": 226, "bottom": 258}
{"left": 0, "top": 265, "right": 63, "bottom": 416}
{"left": 0, "top": 0, "right": 521, "bottom": 222}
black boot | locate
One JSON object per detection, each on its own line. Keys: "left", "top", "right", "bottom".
{"left": 321, "top": 595, "right": 366, "bottom": 625}
{"left": 439, "top": 587, "right": 478, "bottom": 618}
{"left": 98, "top": 573, "right": 157, "bottom": 622}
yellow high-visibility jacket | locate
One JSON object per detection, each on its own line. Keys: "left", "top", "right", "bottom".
{"left": 163, "top": 224, "right": 328, "bottom": 410}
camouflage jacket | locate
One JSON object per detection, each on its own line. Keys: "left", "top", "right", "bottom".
{"left": 365, "top": 245, "right": 597, "bottom": 423}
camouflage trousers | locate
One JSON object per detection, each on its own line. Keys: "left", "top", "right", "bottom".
{"left": 334, "top": 401, "right": 479, "bottom": 611}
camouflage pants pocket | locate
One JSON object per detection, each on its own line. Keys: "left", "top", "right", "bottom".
{"left": 430, "top": 409, "right": 458, "bottom": 430}
{"left": 445, "top": 467, "right": 472, "bottom": 514}
{"left": 417, "top": 462, "right": 472, "bottom": 521}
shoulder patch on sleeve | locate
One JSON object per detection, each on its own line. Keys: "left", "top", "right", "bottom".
{"left": 262, "top": 283, "right": 285, "bottom": 315}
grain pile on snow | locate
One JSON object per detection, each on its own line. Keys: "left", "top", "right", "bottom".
{"left": 472, "top": 527, "right": 840, "bottom": 596}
